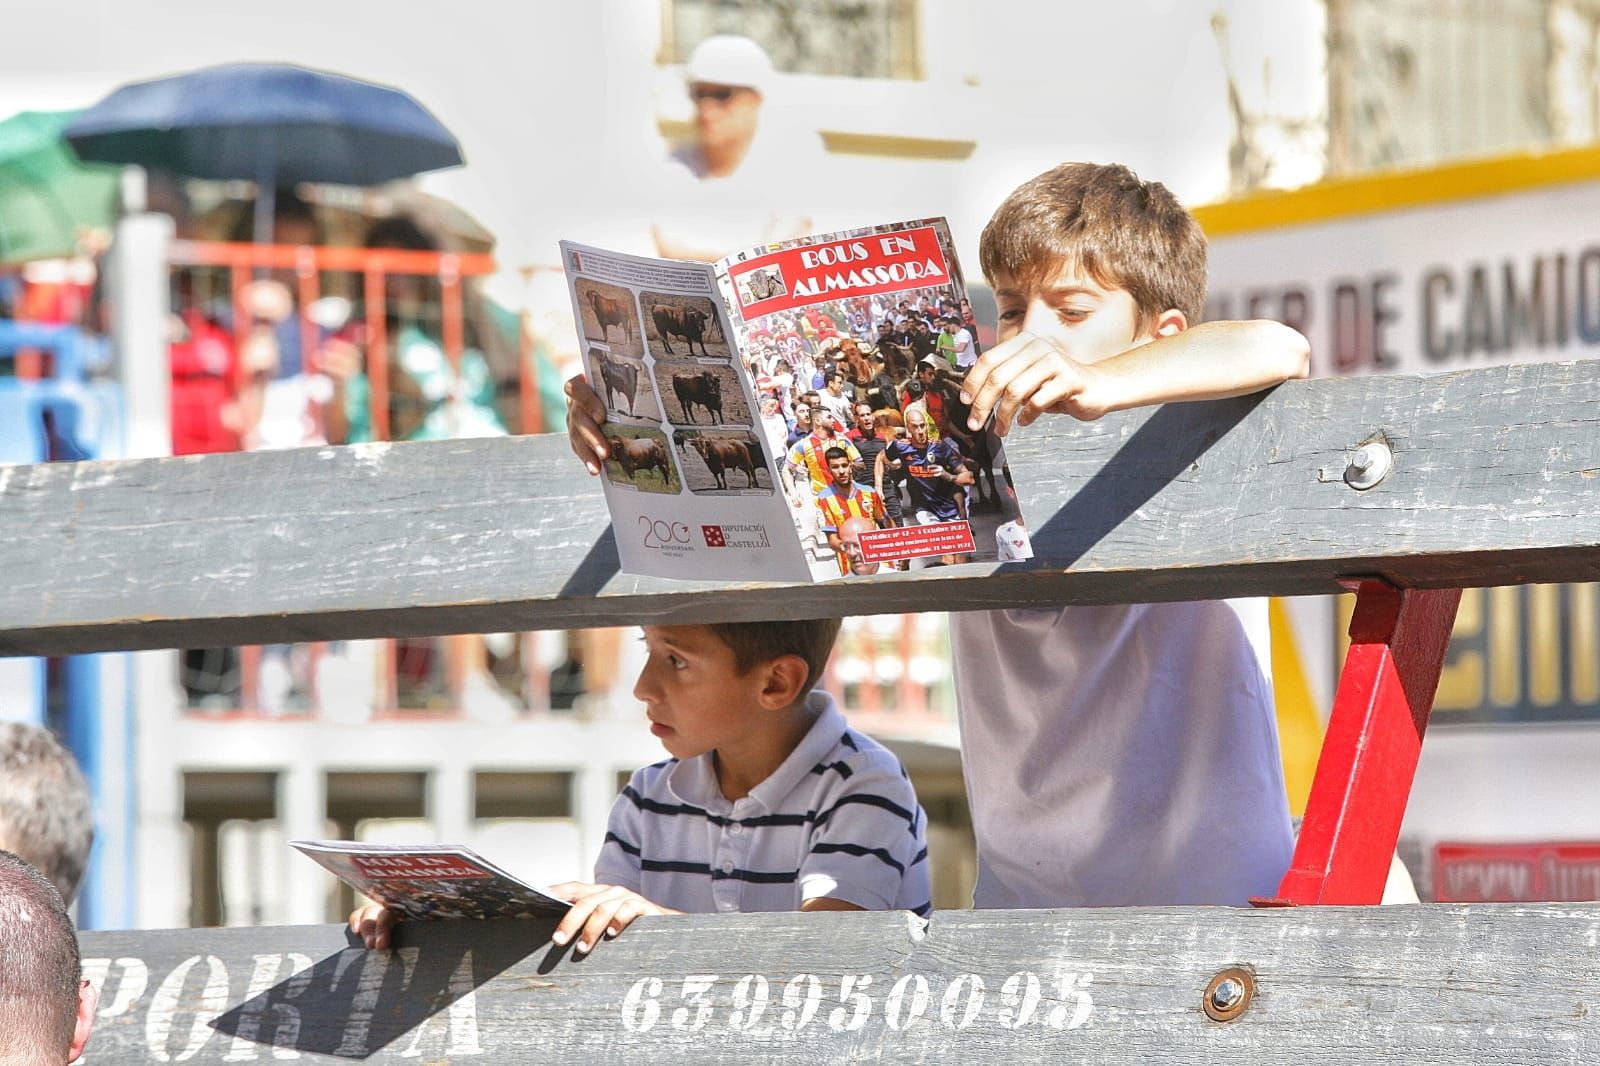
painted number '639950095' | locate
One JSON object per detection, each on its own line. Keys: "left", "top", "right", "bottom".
{"left": 620, "top": 971, "right": 1094, "bottom": 1035}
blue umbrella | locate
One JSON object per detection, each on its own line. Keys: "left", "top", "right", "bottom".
{"left": 64, "top": 62, "right": 463, "bottom": 244}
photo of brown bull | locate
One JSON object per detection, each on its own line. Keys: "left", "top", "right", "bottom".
{"left": 690, "top": 435, "right": 757, "bottom": 489}
{"left": 651, "top": 304, "right": 711, "bottom": 357}
{"left": 674, "top": 430, "right": 772, "bottom": 496}
{"left": 574, "top": 278, "right": 643, "bottom": 357}
{"left": 588, "top": 291, "right": 632, "bottom": 344}
{"left": 671, "top": 369, "right": 724, "bottom": 425}
{"left": 604, "top": 432, "right": 668, "bottom": 480}
{"left": 641, "top": 291, "right": 730, "bottom": 360}
{"left": 602, "top": 430, "right": 679, "bottom": 494}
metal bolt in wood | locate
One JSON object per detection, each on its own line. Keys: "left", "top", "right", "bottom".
{"left": 1203, "top": 966, "right": 1255, "bottom": 1022}
{"left": 1344, "top": 439, "right": 1393, "bottom": 489}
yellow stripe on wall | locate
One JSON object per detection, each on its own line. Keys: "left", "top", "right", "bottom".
{"left": 1270, "top": 597, "right": 1325, "bottom": 817}
{"left": 1194, "top": 144, "right": 1600, "bottom": 237}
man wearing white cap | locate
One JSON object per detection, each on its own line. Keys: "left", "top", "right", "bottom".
{"left": 652, "top": 35, "right": 823, "bottom": 261}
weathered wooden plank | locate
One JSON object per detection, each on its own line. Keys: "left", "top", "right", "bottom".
{"left": 5, "top": 361, "right": 1600, "bottom": 656}
{"left": 75, "top": 905, "right": 1600, "bottom": 1063}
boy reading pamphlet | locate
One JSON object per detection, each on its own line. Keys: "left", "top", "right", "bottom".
{"left": 350, "top": 619, "right": 930, "bottom": 955}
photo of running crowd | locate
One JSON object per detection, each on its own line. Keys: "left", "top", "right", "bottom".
{"left": 351, "top": 873, "right": 567, "bottom": 921}
{"left": 743, "top": 284, "right": 1033, "bottom": 576}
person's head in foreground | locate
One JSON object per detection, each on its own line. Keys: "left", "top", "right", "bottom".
{"left": 979, "top": 160, "right": 1205, "bottom": 361}
{"left": 633, "top": 619, "right": 843, "bottom": 777}
{"left": 838, "top": 516, "right": 880, "bottom": 576}
{"left": 0, "top": 723, "right": 94, "bottom": 906}
{"left": 0, "top": 850, "right": 96, "bottom": 1065}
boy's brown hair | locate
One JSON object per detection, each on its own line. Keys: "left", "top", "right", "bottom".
{"left": 979, "top": 162, "right": 1207, "bottom": 330}
{"left": 705, "top": 618, "right": 842, "bottom": 700}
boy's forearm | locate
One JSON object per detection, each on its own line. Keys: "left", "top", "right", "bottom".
{"left": 800, "top": 896, "right": 866, "bottom": 913}
{"left": 1088, "top": 320, "right": 1309, "bottom": 416}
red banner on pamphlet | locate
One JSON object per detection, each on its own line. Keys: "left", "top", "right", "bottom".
{"left": 349, "top": 853, "right": 493, "bottom": 880}
{"left": 728, "top": 226, "right": 950, "bottom": 318}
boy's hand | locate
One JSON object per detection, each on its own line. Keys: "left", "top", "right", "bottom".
{"left": 564, "top": 375, "right": 611, "bottom": 475}
{"left": 960, "top": 331, "right": 1105, "bottom": 435}
{"left": 548, "top": 881, "right": 680, "bottom": 955}
{"left": 348, "top": 903, "right": 398, "bottom": 950}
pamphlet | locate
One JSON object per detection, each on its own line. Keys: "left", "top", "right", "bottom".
{"left": 562, "top": 218, "right": 1019, "bottom": 581}
{"left": 291, "top": 839, "right": 570, "bottom": 921}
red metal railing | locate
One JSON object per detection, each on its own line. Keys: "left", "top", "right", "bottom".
{"left": 167, "top": 240, "right": 545, "bottom": 441}
{"left": 168, "top": 239, "right": 560, "bottom": 721}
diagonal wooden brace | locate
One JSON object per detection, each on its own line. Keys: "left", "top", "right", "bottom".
{"left": 1267, "top": 579, "right": 1462, "bottom": 906}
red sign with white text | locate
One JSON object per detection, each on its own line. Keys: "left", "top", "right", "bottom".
{"left": 858, "top": 521, "right": 976, "bottom": 562}
{"left": 1433, "top": 842, "right": 1600, "bottom": 902}
{"left": 728, "top": 226, "right": 950, "bottom": 318}
{"left": 350, "top": 854, "right": 494, "bottom": 881}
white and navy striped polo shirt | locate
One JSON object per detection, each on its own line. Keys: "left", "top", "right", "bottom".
{"left": 596, "top": 690, "right": 931, "bottom": 916}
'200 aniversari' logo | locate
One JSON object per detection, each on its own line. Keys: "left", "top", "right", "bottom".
{"left": 637, "top": 516, "right": 692, "bottom": 550}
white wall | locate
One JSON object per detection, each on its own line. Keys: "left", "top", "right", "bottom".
{"left": 1, "top": 0, "right": 1326, "bottom": 302}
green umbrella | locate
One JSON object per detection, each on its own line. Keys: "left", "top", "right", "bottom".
{"left": 0, "top": 110, "right": 121, "bottom": 264}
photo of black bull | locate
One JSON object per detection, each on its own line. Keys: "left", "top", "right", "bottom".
{"left": 590, "top": 348, "right": 658, "bottom": 421}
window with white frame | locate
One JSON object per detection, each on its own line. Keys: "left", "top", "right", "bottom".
{"left": 662, "top": 0, "right": 923, "bottom": 80}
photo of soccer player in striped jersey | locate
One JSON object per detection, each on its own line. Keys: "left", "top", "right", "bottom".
{"left": 815, "top": 445, "right": 888, "bottom": 575}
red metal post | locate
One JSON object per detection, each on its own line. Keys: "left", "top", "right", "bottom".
{"left": 229, "top": 266, "right": 251, "bottom": 367}
{"left": 440, "top": 255, "right": 464, "bottom": 373}
{"left": 519, "top": 308, "right": 543, "bottom": 435}
{"left": 1268, "top": 580, "right": 1462, "bottom": 906}
{"left": 363, "top": 268, "right": 390, "bottom": 442}
{"left": 295, "top": 245, "right": 320, "bottom": 436}
{"left": 439, "top": 256, "right": 464, "bottom": 439}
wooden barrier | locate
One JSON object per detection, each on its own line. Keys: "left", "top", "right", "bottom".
{"left": 73, "top": 904, "right": 1600, "bottom": 1063}
{"left": 7, "top": 360, "right": 1600, "bottom": 1060}
{"left": 5, "top": 361, "right": 1600, "bottom": 657}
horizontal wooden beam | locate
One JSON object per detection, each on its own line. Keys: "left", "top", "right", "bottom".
{"left": 5, "top": 361, "right": 1600, "bottom": 656}
{"left": 75, "top": 904, "right": 1600, "bottom": 1062}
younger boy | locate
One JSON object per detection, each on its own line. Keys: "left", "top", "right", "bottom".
{"left": 352, "top": 619, "right": 930, "bottom": 954}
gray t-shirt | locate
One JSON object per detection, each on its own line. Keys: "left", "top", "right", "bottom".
{"left": 950, "top": 600, "right": 1294, "bottom": 908}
